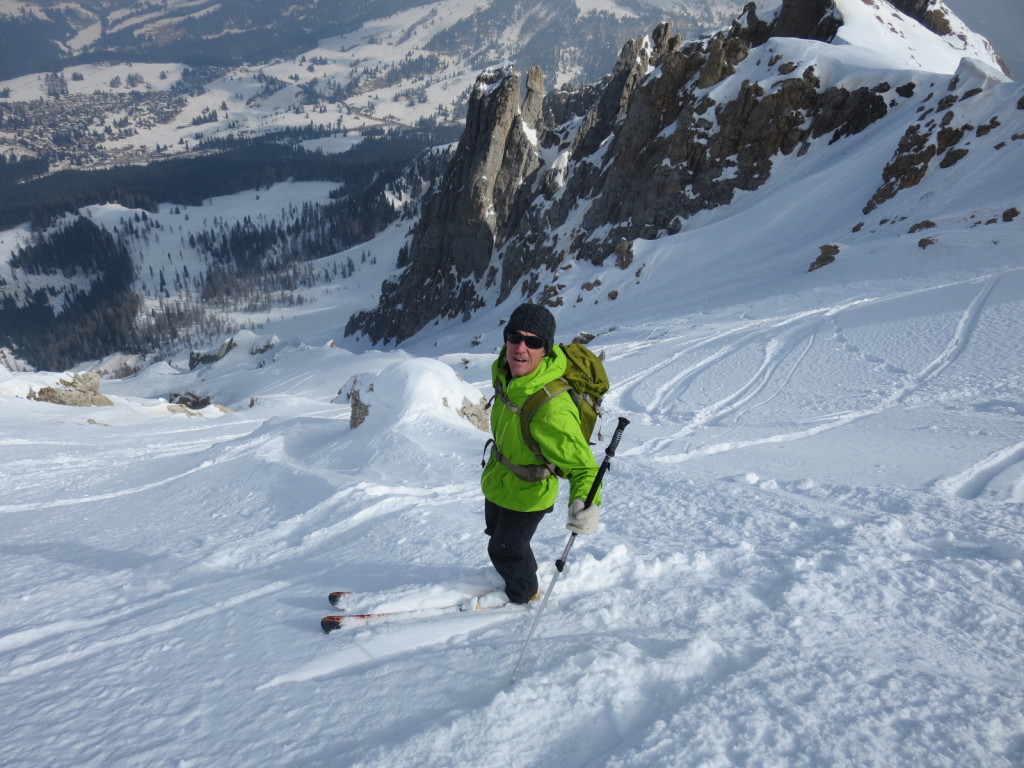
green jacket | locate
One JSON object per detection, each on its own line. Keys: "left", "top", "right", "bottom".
{"left": 481, "top": 345, "right": 600, "bottom": 512}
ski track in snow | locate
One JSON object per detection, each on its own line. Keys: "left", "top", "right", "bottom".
{"left": 3, "top": 261, "right": 1024, "bottom": 766}
{"left": 0, "top": 582, "right": 286, "bottom": 682}
{"left": 262, "top": 609, "right": 522, "bottom": 686}
{"left": 0, "top": 419, "right": 263, "bottom": 514}
{"left": 613, "top": 275, "right": 1001, "bottom": 466}
{"left": 935, "top": 440, "right": 1024, "bottom": 502}
{"left": 199, "top": 481, "right": 479, "bottom": 572}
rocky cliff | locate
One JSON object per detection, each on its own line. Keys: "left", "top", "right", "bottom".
{"left": 346, "top": 0, "right": 1012, "bottom": 344}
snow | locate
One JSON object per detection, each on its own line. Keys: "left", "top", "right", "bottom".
{"left": 832, "top": 0, "right": 997, "bottom": 73}
{"left": 2, "top": 3, "right": 1024, "bottom": 767}
{"left": 4, "top": 249, "right": 1023, "bottom": 765}
{"left": 4, "top": 225, "right": 1024, "bottom": 763}
{"left": 0, "top": 63, "right": 185, "bottom": 102}
{"left": 574, "top": 0, "right": 639, "bottom": 19}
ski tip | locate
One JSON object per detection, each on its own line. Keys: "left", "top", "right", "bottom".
{"left": 328, "top": 591, "right": 352, "bottom": 608}
{"left": 321, "top": 615, "right": 345, "bottom": 633}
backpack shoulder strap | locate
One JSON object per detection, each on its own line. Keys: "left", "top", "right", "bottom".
{"left": 519, "top": 378, "right": 570, "bottom": 466}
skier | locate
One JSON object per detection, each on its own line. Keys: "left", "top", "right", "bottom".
{"left": 481, "top": 302, "right": 601, "bottom": 605}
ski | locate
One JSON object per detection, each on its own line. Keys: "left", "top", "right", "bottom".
{"left": 328, "top": 591, "right": 353, "bottom": 608}
{"left": 321, "top": 605, "right": 459, "bottom": 633}
{"left": 321, "top": 590, "right": 528, "bottom": 633}
{"left": 328, "top": 589, "right": 490, "bottom": 612}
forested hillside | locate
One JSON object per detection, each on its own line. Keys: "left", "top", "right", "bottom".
{"left": 0, "top": 126, "right": 456, "bottom": 368}
{"left": 0, "top": 217, "right": 141, "bottom": 370}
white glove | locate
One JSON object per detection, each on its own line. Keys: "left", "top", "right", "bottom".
{"left": 566, "top": 499, "right": 600, "bottom": 535}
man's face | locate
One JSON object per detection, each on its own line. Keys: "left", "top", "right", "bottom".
{"left": 505, "top": 329, "right": 546, "bottom": 378}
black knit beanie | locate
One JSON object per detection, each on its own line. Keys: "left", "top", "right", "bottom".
{"left": 506, "top": 303, "right": 556, "bottom": 353}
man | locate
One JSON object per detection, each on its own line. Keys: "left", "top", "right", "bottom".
{"left": 480, "top": 302, "right": 601, "bottom": 604}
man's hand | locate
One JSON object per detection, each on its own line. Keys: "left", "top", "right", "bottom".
{"left": 566, "top": 499, "right": 600, "bottom": 535}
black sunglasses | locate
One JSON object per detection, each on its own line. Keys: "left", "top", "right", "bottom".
{"left": 505, "top": 330, "right": 546, "bottom": 349}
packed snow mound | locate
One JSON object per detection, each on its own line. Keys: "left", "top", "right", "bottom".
{"left": 339, "top": 358, "right": 488, "bottom": 432}
{"left": 949, "top": 54, "right": 1013, "bottom": 91}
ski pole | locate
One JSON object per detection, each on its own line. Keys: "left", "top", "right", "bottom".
{"left": 509, "top": 416, "right": 630, "bottom": 685}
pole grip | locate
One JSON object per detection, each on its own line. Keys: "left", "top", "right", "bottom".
{"left": 604, "top": 416, "right": 630, "bottom": 457}
{"left": 558, "top": 419, "right": 629, "bottom": 571}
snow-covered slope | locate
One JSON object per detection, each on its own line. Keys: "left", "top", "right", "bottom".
{"left": 2, "top": 217, "right": 1022, "bottom": 765}
{"left": 1, "top": 1, "right": 1023, "bottom": 765}
{"left": 832, "top": 0, "right": 1004, "bottom": 72}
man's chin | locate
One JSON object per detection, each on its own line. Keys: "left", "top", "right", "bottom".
{"left": 507, "top": 358, "right": 531, "bottom": 377}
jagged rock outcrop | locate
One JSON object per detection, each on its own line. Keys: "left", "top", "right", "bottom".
{"left": 188, "top": 333, "right": 277, "bottom": 370}
{"left": 28, "top": 372, "right": 113, "bottom": 407}
{"left": 347, "top": 65, "right": 545, "bottom": 344}
{"left": 170, "top": 392, "right": 212, "bottom": 410}
{"left": 346, "top": 0, "right": 1009, "bottom": 345}
{"left": 189, "top": 338, "right": 237, "bottom": 370}
{"left": 767, "top": 0, "right": 840, "bottom": 42}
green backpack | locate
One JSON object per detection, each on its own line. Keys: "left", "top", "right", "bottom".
{"left": 494, "top": 342, "right": 610, "bottom": 479}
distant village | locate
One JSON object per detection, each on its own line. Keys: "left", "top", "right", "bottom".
{"left": 0, "top": 67, "right": 220, "bottom": 173}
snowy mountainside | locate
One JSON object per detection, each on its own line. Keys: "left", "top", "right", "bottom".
{"left": 1, "top": 189, "right": 1023, "bottom": 765}
{"left": 0, "top": 0, "right": 741, "bottom": 370}
{"left": 1, "top": 0, "right": 1017, "bottom": 374}
{"left": 346, "top": 0, "right": 1021, "bottom": 344}
{"left": 1, "top": 3, "right": 1023, "bottom": 766}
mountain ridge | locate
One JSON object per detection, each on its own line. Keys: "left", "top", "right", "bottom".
{"left": 345, "top": 0, "right": 1019, "bottom": 345}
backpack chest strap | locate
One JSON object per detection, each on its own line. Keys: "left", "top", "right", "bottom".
{"left": 482, "top": 440, "right": 554, "bottom": 483}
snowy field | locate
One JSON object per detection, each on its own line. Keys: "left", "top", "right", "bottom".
{"left": 2, "top": 1, "right": 1024, "bottom": 765}
{"left": 1, "top": 251, "right": 1022, "bottom": 766}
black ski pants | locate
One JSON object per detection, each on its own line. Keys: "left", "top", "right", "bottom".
{"left": 484, "top": 499, "right": 551, "bottom": 603}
